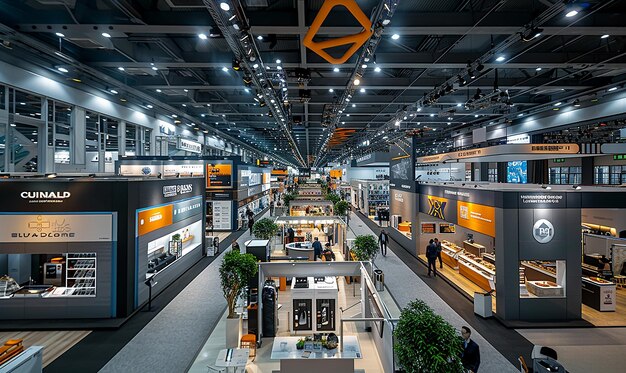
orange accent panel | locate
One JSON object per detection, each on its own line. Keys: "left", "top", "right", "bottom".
{"left": 303, "top": 0, "right": 373, "bottom": 64}
{"left": 206, "top": 163, "right": 233, "bottom": 188}
{"left": 137, "top": 205, "right": 174, "bottom": 236}
{"left": 457, "top": 201, "right": 496, "bottom": 237}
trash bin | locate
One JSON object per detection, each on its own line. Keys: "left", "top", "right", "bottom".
{"left": 374, "top": 269, "right": 385, "bottom": 292}
{"left": 474, "top": 292, "right": 492, "bottom": 318}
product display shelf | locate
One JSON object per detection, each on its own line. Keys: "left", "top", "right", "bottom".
{"left": 458, "top": 254, "right": 495, "bottom": 292}
{"left": 462, "top": 240, "right": 486, "bottom": 256}
{"left": 440, "top": 241, "right": 461, "bottom": 269}
{"left": 521, "top": 261, "right": 556, "bottom": 279}
{"left": 65, "top": 253, "right": 97, "bottom": 297}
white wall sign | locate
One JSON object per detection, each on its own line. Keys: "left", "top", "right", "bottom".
{"left": 507, "top": 133, "right": 531, "bottom": 144}
{"left": 162, "top": 184, "right": 193, "bottom": 198}
{"left": 177, "top": 138, "right": 202, "bottom": 154}
{"left": 0, "top": 214, "right": 113, "bottom": 243}
{"left": 120, "top": 163, "right": 204, "bottom": 177}
{"left": 20, "top": 191, "right": 71, "bottom": 204}
{"left": 212, "top": 201, "right": 232, "bottom": 230}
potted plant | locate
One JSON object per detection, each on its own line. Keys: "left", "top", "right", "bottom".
{"left": 252, "top": 218, "right": 279, "bottom": 241}
{"left": 283, "top": 192, "right": 297, "bottom": 207}
{"left": 394, "top": 300, "right": 464, "bottom": 373}
{"left": 219, "top": 250, "right": 258, "bottom": 347}
{"left": 334, "top": 200, "right": 349, "bottom": 217}
{"left": 351, "top": 234, "right": 379, "bottom": 262}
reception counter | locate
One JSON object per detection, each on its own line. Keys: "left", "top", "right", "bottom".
{"left": 270, "top": 336, "right": 361, "bottom": 373}
{"left": 285, "top": 242, "right": 315, "bottom": 260}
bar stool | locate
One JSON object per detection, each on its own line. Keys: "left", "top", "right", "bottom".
{"left": 613, "top": 275, "right": 626, "bottom": 289}
{"left": 240, "top": 334, "right": 257, "bottom": 361}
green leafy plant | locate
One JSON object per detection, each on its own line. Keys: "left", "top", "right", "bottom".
{"left": 334, "top": 200, "right": 349, "bottom": 216}
{"left": 351, "top": 234, "right": 379, "bottom": 262}
{"left": 252, "top": 218, "right": 279, "bottom": 240}
{"left": 283, "top": 192, "right": 297, "bottom": 207}
{"left": 325, "top": 192, "right": 340, "bottom": 205}
{"left": 394, "top": 300, "right": 464, "bottom": 373}
{"left": 219, "top": 250, "right": 258, "bottom": 318}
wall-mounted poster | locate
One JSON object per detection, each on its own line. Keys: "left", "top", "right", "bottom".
{"left": 206, "top": 162, "right": 233, "bottom": 188}
{"left": 421, "top": 223, "right": 436, "bottom": 234}
{"left": 507, "top": 160, "right": 527, "bottom": 184}
{"left": 316, "top": 299, "right": 335, "bottom": 331}
{"left": 439, "top": 223, "right": 456, "bottom": 233}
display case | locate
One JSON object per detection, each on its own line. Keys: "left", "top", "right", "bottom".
{"left": 366, "top": 181, "right": 389, "bottom": 217}
{"left": 0, "top": 276, "right": 20, "bottom": 298}
{"left": 582, "top": 277, "right": 616, "bottom": 311}
{"left": 458, "top": 253, "right": 495, "bottom": 292}
{"left": 440, "top": 241, "right": 462, "bottom": 269}
{"left": 525, "top": 281, "right": 564, "bottom": 297}
{"left": 463, "top": 240, "right": 486, "bottom": 256}
{"left": 519, "top": 260, "right": 566, "bottom": 298}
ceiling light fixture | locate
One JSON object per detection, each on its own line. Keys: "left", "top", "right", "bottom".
{"left": 495, "top": 55, "right": 505, "bottom": 62}
{"left": 565, "top": 10, "right": 578, "bottom": 18}
{"left": 156, "top": 89, "right": 162, "bottom": 93}
{"left": 329, "top": 88, "right": 334, "bottom": 92}
{"left": 198, "top": 33, "right": 208, "bottom": 40}
{"left": 257, "top": 35, "right": 263, "bottom": 40}
{"left": 109, "top": 89, "right": 118, "bottom": 94}
{"left": 55, "top": 32, "right": 65, "bottom": 38}
{"left": 57, "top": 67, "right": 68, "bottom": 73}
{"left": 222, "top": 66, "right": 229, "bottom": 72}
{"left": 220, "top": 2, "right": 230, "bottom": 11}
{"left": 117, "top": 67, "right": 124, "bottom": 71}
{"left": 608, "top": 86, "right": 618, "bottom": 92}
{"left": 360, "top": 88, "right": 365, "bottom": 93}
{"left": 601, "top": 34, "right": 609, "bottom": 39}
{"left": 354, "top": 78, "right": 361, "bottom": 86}
{"left": 391, "top": 34, "right": 400, "bottom": 40}
{"left": 333, "top": 67, "right": 340, "bottom": 72}
{"left": 102, "top": 32, "right": 111, "bottom": 38}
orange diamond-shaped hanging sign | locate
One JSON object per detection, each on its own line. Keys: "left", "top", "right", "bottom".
{"left": 303, "top": 0, "right": 373, "bottom": 65}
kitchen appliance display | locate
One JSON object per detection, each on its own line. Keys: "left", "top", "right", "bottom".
{"left": 316, "top": 299, "right": 335, "bottom": 331}
{"left": 292, "top": 299, "right": 312, "bottom": 331}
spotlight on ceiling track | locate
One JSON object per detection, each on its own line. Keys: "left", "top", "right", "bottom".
{"left": 232, "top": 59, "right": 242, "bottom": 71}
{"left": 209, "top": 27, "right": 222, "bottom": 38}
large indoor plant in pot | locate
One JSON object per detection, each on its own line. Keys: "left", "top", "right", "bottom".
{"left": 334, "top": 200, "right": 349, "bottom": 217}
{"left": 252, "top": 218, "right": 279, "bottom": 241}
{"left": 351, "top": 234, "right": 379, "bottom": 262}
{"left": 394, "top": 299, "right": 464, "bottom": 373}
{"left": 219, "top": 250, "right": 258, "bottom": 347}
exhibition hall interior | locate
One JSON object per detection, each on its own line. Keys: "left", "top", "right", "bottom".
{"left": 1, "top": 0, "right": 626, "bottom": 372}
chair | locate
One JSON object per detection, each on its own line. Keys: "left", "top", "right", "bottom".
{"left": 532, "top": 345, "right": 558, "bottom": 361}
{"left": 518, "top": 356, "right": 529, "bottom": 373}
{"left": 240, "top": 334, "right": 257, "bottom": 361}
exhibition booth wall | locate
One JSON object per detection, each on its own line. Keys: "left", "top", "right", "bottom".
{"left": 0, "top": 176, "right": 205, "bottom": 321}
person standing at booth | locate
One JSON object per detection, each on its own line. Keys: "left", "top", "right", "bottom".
{"left": 426, "top": 239, "right": 438, "bottom": 277}
{"left": 287, "top": 226, "right": 295, "bottom": 244}
{"left": 312, "top": 237, "right": 323, "bottom": 261}
{"left": 434, "top": 237, "right": 443, "bottom": 269}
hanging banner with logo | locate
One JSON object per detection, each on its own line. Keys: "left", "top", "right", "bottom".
{"left": 457, "top": 201, "right": 496, "bottom": 237}
{"left": 0, "top": 214, "right": 113, "bottom": 243}
{"left": 177, "top": 138, "right": 202, "bottom": 154}
{"left": 206, "top": 162, "right": 233, "bottom": 188}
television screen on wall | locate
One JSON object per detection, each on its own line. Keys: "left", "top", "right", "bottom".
{"left": 507, "top": 161, "right": 527, "bottom": 183}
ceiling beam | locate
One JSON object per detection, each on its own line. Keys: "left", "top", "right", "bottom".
{"left": 135, "top": 84, "right": 593, "bottom": 90}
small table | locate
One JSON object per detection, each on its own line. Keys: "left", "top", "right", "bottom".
{"left": 215, "top": 348, "right": 249, "bottom": 373}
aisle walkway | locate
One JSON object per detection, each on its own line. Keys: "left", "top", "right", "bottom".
{"left": 99, "top": 215, "right": 266, "bottom": 373}
{"left": 346, "top": 212, "right": 518, "bottom": 373}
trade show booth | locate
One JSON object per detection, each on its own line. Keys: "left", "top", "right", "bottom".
{"left": 0, "top": 176, "right": 205, "bottom": 323}
{"left": 289, "top": 200, "right": 334, "bottom": 217}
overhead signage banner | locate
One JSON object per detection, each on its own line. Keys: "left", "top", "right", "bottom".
{"left": 457, "top": 201, "right": 496, "bottom": 237}
{"left": 206, "top": 162, "right": 233, "bottom": 188}
{"left": 416, "top": 143, "right": 580, "bottom": 163}
{"left": 272, "top": 169, "right": 288, "bottom": 176}
{"left": 177, "top": 138, "right": 202, "bottom": 154}
{"left": 0, "top": 214, "right": 113, "bottom": 243}
{"left": 137, "top": 205, "right": 174, "bottom": 236}
{"left": 518, "top": 193, "right": 567, "bottom": 209}
{"left": 390, "top": 139, "right": 415, "bottom": 191}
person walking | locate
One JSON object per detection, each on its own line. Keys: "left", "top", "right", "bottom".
{"left": 434, "top": 237, "right": 443, "bottom": 269}
{"left": 325, "top": 225, "right": 334, "bottom": 246}
{"left": 287, "top": 226, "right": 295, "bottom": 244}
{"left": 426, "top": 239, "right": 438, "bottom": 277}
{"left": 378, "top": 229, "right": 389, "bottom": 257}
{"left": 312, "top": 237, "right": 323, "bottom": 261}
{"left": 248, "top": 217, "right": 254, "bottom": 235}
{"left": 461, "top": 326, "right": 480, "bottom": 373}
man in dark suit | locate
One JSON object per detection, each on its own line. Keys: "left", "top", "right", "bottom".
{"left": 426, "top": 239, "right": 438, "bottom": 277}
{"left": 461, "top": 326, "right": 480, "bottom": 373}
{"left": 312, "top": 237, "right": 323, "bottom": 261}
{"left": 378, "top": 229, "right": 389, "bottom": 257}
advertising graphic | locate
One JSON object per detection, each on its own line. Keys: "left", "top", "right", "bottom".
{"left": 507, "top": 160, "right": 527, "bottom": 184}
{"left": 0, "top": 214, "right": 113, "bottom": 242}
{"left": 457, "top": 201, "right": 496, "bottom": 237}
{"left": 206, "top": 162, "right": 233, "bottom": 188}
{"left": 426, "top": 196, "right": 449, "bottom": 220}
{"left": 316, "top": 299, "right": 335, "bottom": 331}
{"left": 293, "top": 299, "right": 312, "bottom": 331}
{"left": 137, "top": 205, "right": 174, "bottom": 236}
{"left": 391, "top": 158, "right": 411, "bottom": 180}
{"left": 532, "top": 219, "right": 555, "bottom": 244}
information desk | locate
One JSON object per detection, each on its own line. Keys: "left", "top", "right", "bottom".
{"left": 270, "top": 336, "right": 361, "bottom": 373}
{"left": 582, "top": 277, "right": 616, "bottom": 311}
{"left": 285, "top": 242, "right": 314, "bottom": 260}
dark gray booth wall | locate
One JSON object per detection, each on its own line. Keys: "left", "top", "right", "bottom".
{"left": 388, "top": 188, "right": 418, "bottom": 255}
{"left": 498, "top": 192, "right": 582, "bottom": 321}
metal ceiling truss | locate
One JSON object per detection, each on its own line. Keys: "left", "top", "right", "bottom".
{"left": 203, "top": 0, "right": 306, "bottom": 167}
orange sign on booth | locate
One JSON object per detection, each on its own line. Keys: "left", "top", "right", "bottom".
{"left": 137, "top": 205, "right": 173, "bottom": 236}
{"left": 456, "top": 201, "right": 495, "bottom": 237}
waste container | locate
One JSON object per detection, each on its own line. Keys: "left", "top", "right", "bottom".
{"left": 474, "top": 292, "right": 492, "bottom": 318}
{"left": 374, "top": 269, "right": 385, "bottom": 292}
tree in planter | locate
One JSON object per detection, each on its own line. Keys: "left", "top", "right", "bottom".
{"left": 219, "top": 250, "right": 258, "bottom": 318}
{"left": 334, "top": 200, "right": 349, "bottom": 217}
{"left": 394, "top": 299, "right": 464, "bottom": 373}
{"left": 326, "top": 192, "right": 340, "bottom": 205}
{"left": 252, "top": 218, "right": 279, "bottom": 240}
{"left": 351, "top": 234, "right": 379, "bottom": 262}
{"left": 283, "top": 192, "right": 297, "bottom": 207}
